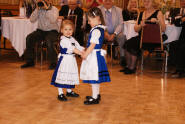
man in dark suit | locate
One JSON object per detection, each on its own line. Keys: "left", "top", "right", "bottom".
{"left": 59, "top": 0, "right": 84, "bottom": 46}
{"left": 170, "top": 1, "right": 185, "bottom": 77}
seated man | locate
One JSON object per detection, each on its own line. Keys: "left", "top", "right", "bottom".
{"left": 171, "top": 15, "right": 185, "bottom": 78}
{"left": 98, "top": 0, "right": 126, "bottom": 66}
{"left": 59, "top": 0, "right": 84, "bottom": 46}
{"left": 21, "top": 0, "right": 59, "bottom": 69}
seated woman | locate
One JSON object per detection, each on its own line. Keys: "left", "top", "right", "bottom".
{"left": 123, "top": 0, "right": 166, "bottom": 74}
{"left": 122, "top": 0, "right": 139, "bottom": 21}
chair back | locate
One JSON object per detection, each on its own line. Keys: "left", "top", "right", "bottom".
{"left": 140, "top": 23, "right": 163, "bottom": 50}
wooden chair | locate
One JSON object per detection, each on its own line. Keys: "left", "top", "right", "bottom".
{"left": 0, "top": 9, "right": 14, "bottom": 50}
{"left": 139, "top": 23, "right": 168, "bottom": 74}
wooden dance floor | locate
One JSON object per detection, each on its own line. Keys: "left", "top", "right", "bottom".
{"left": 0, "top": 50, "right": 185, "bottom": 124}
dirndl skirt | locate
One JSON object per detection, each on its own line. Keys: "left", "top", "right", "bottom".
{"left": 80, "top": 50, "right": 111, "bottom": 84}
{"left": 51, "top": 54, "right": 79, "bottom": 88}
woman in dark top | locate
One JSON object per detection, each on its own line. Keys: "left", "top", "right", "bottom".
{"left": 122, "top": 0, "right": 139, "bottom": 21}
{"left": 123, "top": 0, "right": 166, "bottom": 74}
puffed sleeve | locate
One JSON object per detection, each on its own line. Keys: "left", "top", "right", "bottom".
{"left": 89, "top": 29, "right": 101, "bottom": 44}
{"left": 71, "top": 37, "right": 85, "bottom": 51}
{"left": 60, "top": 38, "right": 75, "bottom": 54}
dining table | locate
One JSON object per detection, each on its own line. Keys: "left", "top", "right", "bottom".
{"left": 2, "top": 16, "right": 38, "bottom": 57}
{"left": 1, "top": 16, "right": 62, "bottom": 57}
{"left": 123, "top": 20, "right": 182, "bottom": 44}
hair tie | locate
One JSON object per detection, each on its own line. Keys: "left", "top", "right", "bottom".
{"left": 92, "top": 11, "right": 96, "bottom": 16}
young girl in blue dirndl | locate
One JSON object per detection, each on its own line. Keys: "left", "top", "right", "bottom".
{"left": 80, "top": 7, "right": 111, "bottom": 105}
{"left": 51, "top": 20, "right": 84, "bottom": 101}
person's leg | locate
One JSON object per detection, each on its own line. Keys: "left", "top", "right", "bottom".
{"left": 124, "top": 53, "right": 137, "bottom": 74}
{"left": 66, "top": 88, "right": 79, "bottom": 97}
{"left": 21, "top": 30, "right": 43, "bottom": 68}
{"left": 172, "top": 43, "right": 185, "bottom": 77}
{"left": 84, "top": 84, "right": 100, "bottom": 105}
{"left": 58, "top": 88, "right": 67, "bottom": 101}
{"left": 120, "top": 49, "right": 130, "bottom": 72}
{"left": 91, "top": 84, "right": 100, "bottom": 99}
{"left": 169, "top": 40, "right": 180, "bottom": 65}
{"left": 116, "top": 34, "right": 126, "bottom": 66}
{"left": 44, "top": 30, "right": 59, "bottom": 69}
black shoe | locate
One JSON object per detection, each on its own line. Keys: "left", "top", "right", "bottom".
{"left": 171, "top": 70, "right": 185, "bottom": 78}
{"left": 21, "top": 62, "right": 35, "bottom": 68}
{"left": 58, "top": 94, "right": 67, "bottom": 101}
{"left": 124, "top": 68, "right": 136, "bottom": 74}
{"left": 49, "top": 63, "right": 56, "bottom": 70}
{"left": 119, "top": 67, "right": 128, "bottom": 72}
{"left": 66, "top": 91, "right": 79, "bottom": 97}
{"left": 84, "top": 97, "right": 99, "bottom": 105}
{"left": 86, "top": 94, "right": 101, "bottom": 101}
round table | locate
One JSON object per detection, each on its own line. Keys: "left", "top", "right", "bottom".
{"left": 123, "top": 20, "right": 182, "bottom": 44}
{"left": 2, "top": 17, "right": 38, "bottom": 57}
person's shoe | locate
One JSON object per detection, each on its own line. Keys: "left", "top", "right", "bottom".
{"left": 124, "top": 68, "right": 136, "bottom": 74}
{"left": 119, "top": 67, "right": 129, "bottom": 72}
{"left": 66, "top": 91, "right": 79, "bottom": 97}
{"left": 86, "top": 94, "right": 101, "bottom": 101}
{"left": 171, "top": 71, "right": 185, "bottom": 78}
{"left": 84, "top": 97, "right": 99, "bottom": 105}
{"left": 21, "top": 62, "right": 35, "bottom": 68}
{"left": 58, "top": 94, "right": 67, "bottom": 101}
{"left": 49, "top": 63, "right": 56, "bottom": 70}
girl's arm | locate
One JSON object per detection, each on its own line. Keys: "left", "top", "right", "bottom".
{"left": 73, "top": 48, "right": 83, "bottom": 56}
{"left": 82, "top": 43, "right": 96, "bottom": 59}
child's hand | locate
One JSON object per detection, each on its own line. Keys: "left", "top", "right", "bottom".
{"left": 81, "top": 53, "right": 87, "bottom": 60}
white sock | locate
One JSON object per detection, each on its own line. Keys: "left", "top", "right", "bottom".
{"left": 91, "top": 84, "right": 100, "bottom": 99}
{"left": 58, "top": 88, "right": 63, "bottom": 95}
{"left": 67, "top": 88, "right": 72, "bottom": 93}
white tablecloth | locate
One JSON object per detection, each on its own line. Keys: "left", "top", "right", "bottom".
{"left": 123, "top": 20, "right": 182, "bottom": 44}
{"left": 123, "top": 20, "right": 138, "bottom": 40}
{"left": 163, "top": 25, "right": 182, "bottom": 44}
{"left": 2, "top": 17, "right": 38, "bottom": 56}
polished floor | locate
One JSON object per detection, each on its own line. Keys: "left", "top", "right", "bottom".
{"left": 0, "top": 49, "right": 185, "bottom": 124}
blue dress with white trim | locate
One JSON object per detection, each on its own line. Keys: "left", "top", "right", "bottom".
{"left": 82, "top": 25, "right": 111, "bottom": 83}
{"left": 51, "top": 36, "right": 83, "bottom": 88}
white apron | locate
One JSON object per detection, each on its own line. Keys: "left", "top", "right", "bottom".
{"left": 55, "top": 54, "right": 79, "bottom": 85}
{"left": 80, "top": 49, "right": 106, "bottom": 80}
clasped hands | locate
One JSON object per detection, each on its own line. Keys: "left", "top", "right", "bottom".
{"left": 140, "top": 18, "right": 159, "bottom": 27}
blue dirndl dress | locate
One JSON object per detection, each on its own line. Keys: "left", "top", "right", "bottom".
{"left": 51, "top": 36, "right": 83, "bottom": 88}
{"left": 80, "top": 25, "right": 111, "bottom": 83}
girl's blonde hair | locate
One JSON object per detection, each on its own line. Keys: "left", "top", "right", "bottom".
{"left": 60, "top": 19, "right": 75, "bottom": 31}
{"left": 127, "top": 0, "right": 139, "bottom": 11}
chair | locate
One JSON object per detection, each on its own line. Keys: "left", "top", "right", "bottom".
{"left": 105, "top": 40, "right": 120, "bottom": 65}
{"left": 0, "top": 9, "right": 13, "bottom": 50}
{"left": 139, "top": 23, "right": 168, "bottom": 74}
{"left": 35, "top": 40, "right": 60, "bottom": 67}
